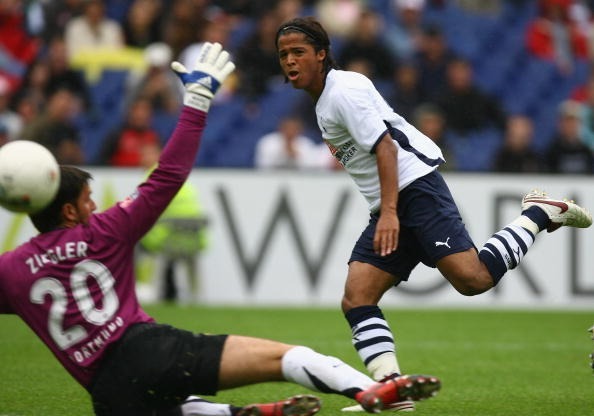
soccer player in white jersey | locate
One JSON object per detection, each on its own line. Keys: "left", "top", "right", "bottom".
{"left": 275, "top": 16, "right": 593, "bottom": 412}
{"left": 0, "top": 43, "right": 441, "bottom": 415}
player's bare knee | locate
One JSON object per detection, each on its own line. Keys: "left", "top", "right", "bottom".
{"left": 450, "top": 275, "right": 492, "bottom": 296}
{"left": 341, "top": 295, "right": 354, "bottom": 313}
{"left": 341, "top": 287, "right": 368, "bottom": 312}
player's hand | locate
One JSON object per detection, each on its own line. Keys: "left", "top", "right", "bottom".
{"left": 171, "top": 42, "right": 235, "bottom": 112}
{"left": 374, "top": 212, "right": 399, "bottom": 256}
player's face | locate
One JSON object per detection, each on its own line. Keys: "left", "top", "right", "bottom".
{"left": 74, "top": 184, "right": 96, "bottom": 225}
{"left": 278, "top": 33, "right": 326, "bottom": 98}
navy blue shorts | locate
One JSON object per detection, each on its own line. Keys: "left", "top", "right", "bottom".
{"left": 90, "top": 323, "right": 228, "bottom": 416}
{"left": 349, "top": 170, "right": 475, "bottom": 282}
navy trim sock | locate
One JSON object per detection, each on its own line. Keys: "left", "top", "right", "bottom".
{"left": 522, "top": 205, "right": 550, "bottom": 232}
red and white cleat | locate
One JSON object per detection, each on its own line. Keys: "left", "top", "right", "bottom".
{"left": 342, "top": 400, "right": 415, "bottom": 412}
{"left": 354, "top": 375, "right": 441, "bottom": 414}
{"left": 236, "top": 395, "right": 322, "bottom": 416}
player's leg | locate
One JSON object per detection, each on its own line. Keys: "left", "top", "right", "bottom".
{"left": 218, "top": 335, "right": 440, "bottom": 410}
{"left": 340, "top": 263, "right": 417, "bottom": 412}
{"left": 437, "top": 190, "right": 592, "bottom": 295}
{"left": 342, "top": 209, "right": 426, "bottom": 386}
{"left": 436, "top": 249, "right": 494, "bottom": 295}
{"left": 218, "top": 335, "right": 373, "bottom": 391}
{"left": 340, "top": 222, "right": 422, "bottom": 412}
{"left": 444, "top": 199, "right": 549, "bottom": 293}
{"left": 342, "top": 261, "right": 403, "bottom": 381}
{"left": 179, "top": 395, "right": 322, "bottom": 416}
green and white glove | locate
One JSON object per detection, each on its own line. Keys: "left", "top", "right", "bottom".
{"left": 171, "top": 42, "right": 235, "bottom": 112}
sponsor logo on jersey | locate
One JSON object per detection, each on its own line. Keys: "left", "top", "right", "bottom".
{"left": 324, "top": 140, "right": 357, "bottom": 166}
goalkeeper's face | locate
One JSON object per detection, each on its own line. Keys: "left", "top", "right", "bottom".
{"left": 278, "top": 32, "right": 327, "bottom": 98}
{"left": 67, "top": 183, "right": 96, "bottom": 227}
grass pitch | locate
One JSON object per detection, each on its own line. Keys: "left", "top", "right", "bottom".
{"left": 1, "top": 306, "right": 592, "bottom": 415}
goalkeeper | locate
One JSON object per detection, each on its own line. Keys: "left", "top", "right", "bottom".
{"left": 0, "top": 43, "right": 440, "bottom": 415}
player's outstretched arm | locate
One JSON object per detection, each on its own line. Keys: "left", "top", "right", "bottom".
{"left": 171, "top": 42, "right": 235, "bottom": 112}
{"left": 115, "top": 43, "right": 235, "bottom": 241}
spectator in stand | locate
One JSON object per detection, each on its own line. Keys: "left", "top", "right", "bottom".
{"left": 19, "top": 87, "right": 85, "bottom": 165}
{"left": 337, "top": 9, "right": 396, "bottom": 81}
{"left": 573, "top": 68, "right": 594, "bottom": 151}
{"left": 14, "top": 36, "right": 92, "bottom": 115}
{"left": 493, "top": 115, "right": 544, "bottom": 173}
{"left": 343, "top": 58, "right": 374, "bottom": 77}
{"left": 122, "top": 0, "right": 164, "bottom": 48}
{"left": 40, "top": 0, "right": 87, "bottom": 42}
{"left": 290, "top": 93, "right": 324, "bottom": 143}
{"left": 64, "top": 0, "right": 124, "bottom": 60}
{"left": 179, "top": 14, "right": 233, "bottom": 71}
{"left": 160, "top": 0, "right": 210, "bottom": 59}
{"left": 44, "top": 36, "right": 92, "bottom": 109}
{"left": 414, "top": 24, "right": 457, "bottom": 102}
{"left": 412, "top": 103, "right": 456, "bottom": 171}
{"left": 10, "top": 59, "right": 50, "bottom": 115}
{"left": 126, "top": 43, "right": 182, "bottom": 116}
{"left": 384, "top": 0, "right": 426, "bottom": 62}
{"left": 0, "top": 76, "right": 22, "bottom": 141}
{"left": 97, "top": 96, "right": 161, "bottom": 166}
{"left": 456, "top": 0, "right": 500, "bottom": 14}
{"left": 434, "top": 57, "right": 506, "bottom": 135}
{"left": 545, "top": 99, "right": 594, "bottom": 173}
{"left": 567, "top": 0, "right": 594, "bottom": 59}
{"left": 0, "top": 0, "right": 40, "bottom": 87}
{"left": 211, "top": 0, "right": 262, "bottom": 18}
{"left": 569, "top": 63, "right": 594, "bottom": 102}
{"left": 386, "top": 60, "right": 425, "bottom": 122}
{"left": 178, "top": 14, "right": 237, "bottom": 103}
{"left": 234, "top": 9, "right": 285, "bottom": 99}
{"left": 315, "top": 0, "right": 363, "bottom": 38}
{"left": 276, "top": 0, "right": 305, "bottom": 23}
{"left": 254, "top": 116, "right": 334, "bottom": 170}
{"left": 525, "top": 0, "right": 588, "bottom": 74}
{"left": 13, "top": 93, "right": 39, "bottom": 132}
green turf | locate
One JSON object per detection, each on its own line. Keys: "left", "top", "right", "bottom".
{"left": 1, "top": 306, "right": 593, "bottom": 415}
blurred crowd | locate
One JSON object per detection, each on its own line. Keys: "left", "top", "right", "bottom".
{"left": 1, "top": 0, "right": 594, "bottom": 173}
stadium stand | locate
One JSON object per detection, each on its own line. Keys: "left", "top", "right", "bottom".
{"left": 18, "top": 0, "right": 590, "bottom": 170}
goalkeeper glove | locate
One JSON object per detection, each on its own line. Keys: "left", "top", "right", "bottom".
{"left": 171, "top": 42, "right": 235, "bottom": 112}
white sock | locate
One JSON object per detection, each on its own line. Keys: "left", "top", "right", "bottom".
{"left": 281, "top": 346, "right": 374, "bottom": 394}
{"left": 181, "top": 396, "right": 231, "bottom": 416}
{"left": 511, "top": 214, "right": 540, "bottom": 236}
{"left": 367, "top": 352, "right": 401, "bottom": 381}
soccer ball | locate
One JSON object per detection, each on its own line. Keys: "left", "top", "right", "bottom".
{"left": 0, "top": 141, "right": 60, "bottom": 214}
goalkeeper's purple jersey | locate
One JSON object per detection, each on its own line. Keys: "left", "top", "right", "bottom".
{"left": 0, "top": 107, "right": 206, "bottom": 388}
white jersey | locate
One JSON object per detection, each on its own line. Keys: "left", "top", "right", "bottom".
{"left": 316, "top": 69, "right": 445, "bottom": 213}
